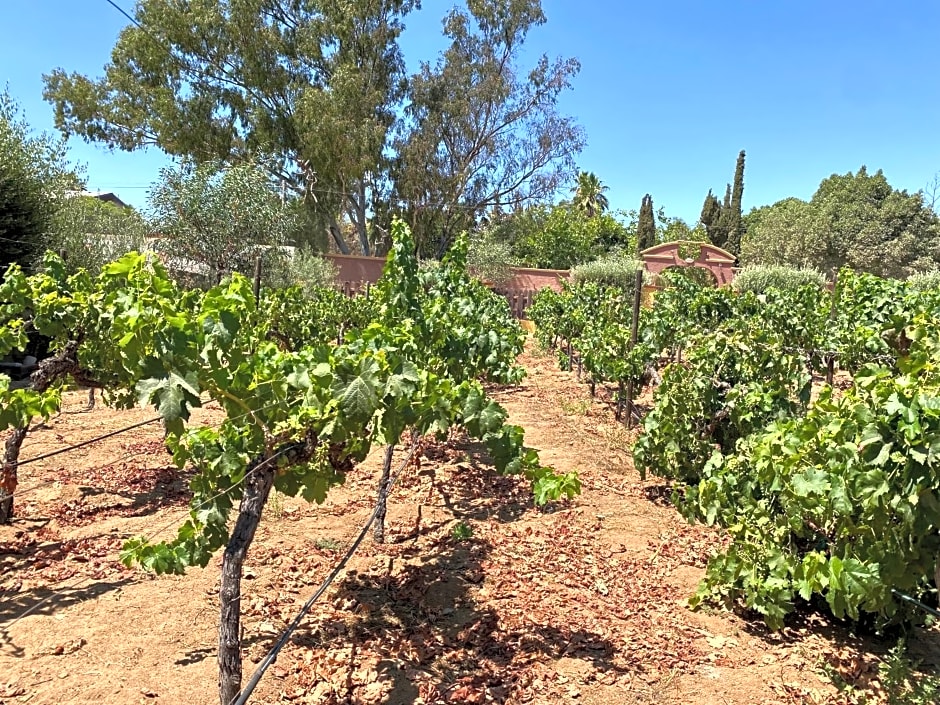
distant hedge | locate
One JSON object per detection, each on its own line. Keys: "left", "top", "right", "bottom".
{"left": 907, "top": 270, "right": 940, "bottom": 291}
{"left": 733, "top": 265, "right": 826, "bottom": 294}
{"left": 570, "top": 254, "right": 643, "bottom": 290}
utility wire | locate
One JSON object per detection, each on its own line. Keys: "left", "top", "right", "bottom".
{"left": 2, "top": 431, "right": 394, "bottom": 631}
{"left": 11, "top": 444, "right": 157, "bottom": 503}
{"left": 232, "top": 439, "right": 419, "bottom": 705}
{"left": 1, "top": 391, "right": 394, "bottom": 629}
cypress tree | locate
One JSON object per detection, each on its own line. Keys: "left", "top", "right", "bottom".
{"left": 700, "top": 189, "right": 720, "bottom": 226}
{"left": 725, "top": 150, "right": 746, "bottom": 257}
{"left": 700, "top": 189, "right": 723, "bottom": 247}
{"left": 637, "top": 194, "right": 657, "bottom": 252}
{"left": 701, "top": 150, "right": 747, "bottom": 253}
{"left": 711, "top": 183, "right": 732, "bottom": 248}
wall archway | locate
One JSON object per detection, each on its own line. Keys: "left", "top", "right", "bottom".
{"left": 657, "top": 264, "right": 718, "bottom": 287}
{"left": 640, "top": 241, "right": 736, "bottom": 286}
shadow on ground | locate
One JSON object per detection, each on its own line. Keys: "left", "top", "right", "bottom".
{"left": 235, "top": 457, "right": 633, "bottom": 704}
{"left": 0, "top": 578, "right": 132, "bottom": 657}
{"left": 275, "top": 534, "right": 627, "bottom": 704}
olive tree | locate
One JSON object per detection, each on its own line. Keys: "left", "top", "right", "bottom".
{"left": 148, "top": 162, "right": 297, "bottom": 287}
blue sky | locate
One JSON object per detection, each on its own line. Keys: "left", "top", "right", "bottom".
{"left": 2, "top": 1, "right": 939, "bottom": 224}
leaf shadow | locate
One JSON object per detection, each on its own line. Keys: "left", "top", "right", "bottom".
{"left": 252, "top": 534, "right": 632, "bottom": 704}
{"left": 0, "top": 578, "right": 132, "bottom": 657}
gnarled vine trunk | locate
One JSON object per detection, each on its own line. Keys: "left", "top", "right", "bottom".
{"left": 218, "top": 455, "right": 277, "bottom": 705}
{"left": 218, "top": 437, "right": 351, "bottom": 705}
{"left": 0, "top": 427, "right": 29, "bottom": 523}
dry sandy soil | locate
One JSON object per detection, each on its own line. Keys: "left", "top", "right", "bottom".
{"left": 1, "top": 342, "right": 938, "bottom": 705}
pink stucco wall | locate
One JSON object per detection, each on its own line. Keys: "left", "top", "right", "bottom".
{"left": 500, "top": 267, "right": 569, "bottom": 292}
{"left": 325, "top": 254, "right": 386, "bottom": 284}
{"left": 325, "top": 254, "right": 570, "bottom": 294}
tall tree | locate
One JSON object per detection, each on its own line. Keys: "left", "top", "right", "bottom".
{"left": 724, "top": 150, "right": 746, "bottom": 257}
{"left": 636, "top": 194, "right": 657, "bottom": 252}
{"left": 43, "top": 0, "right": 418, "bottom": 255}
{"left": 714, "top": 182, "right": 732, "bottom": 248}
{"left": 393, "top": 0, "right": 584, "bottom": 255}
{"left": 0, "top": 92, "right": 80, "bottom": 272}
{"left": 701, "top": 151, "right": 746, "bottom": 253}
{"left": 699, "top": 188, "right": 723, "bottom": 247}
{"left": 572, "top": 171, "right": 609, "bottom": 218}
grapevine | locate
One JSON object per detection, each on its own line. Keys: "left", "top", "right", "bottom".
{"left": 1, "top": 220, "right": 579, "bottom": 704}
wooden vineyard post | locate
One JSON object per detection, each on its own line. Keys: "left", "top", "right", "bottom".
{"left": 625, "top": 269, "right": 643, "bottom": 429}
{"left": 252, "top": 256, "right": 263, "bottom": 301}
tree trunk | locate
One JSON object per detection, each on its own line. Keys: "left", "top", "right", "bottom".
{"left": 372, "top": 225, "right": 390, "bottom": 257}
{"left": 373, "top": 445, "right": 395, "bottom": 544}
{"left": 218, "top": 455, "right": 278, "bottom": 705}
{"left": 328, "top": 219, "right": 351, "bottom": 255}
{"left": 216, "top": 435, "right": 344, "bottom": 705}
{"left": 0, "top": 427, "right": 28, "bottom": 523}
{"left": 349, "top": 182, "right": 371, "bottom": 257}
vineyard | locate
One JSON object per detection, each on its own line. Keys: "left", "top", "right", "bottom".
{"left": 530, "top": 270, "right": 940, "bottom": 630}
{"left": 3, "top": 236, "right": 940, "bottom": 704}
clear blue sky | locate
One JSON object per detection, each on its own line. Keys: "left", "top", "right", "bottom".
{"left": 2, "top": 1, "right": 938, "bottom": 224}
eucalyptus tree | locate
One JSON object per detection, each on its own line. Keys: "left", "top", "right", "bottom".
{"left": 43, "top": 0, "right": 418, "bottom": 255}
{"left": 392, "top": 0, "right": 585, "bottom": 255}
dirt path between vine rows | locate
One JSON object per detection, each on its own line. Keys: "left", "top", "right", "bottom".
{"left": 2, "top": 341, "right": 938, "bottom": 705}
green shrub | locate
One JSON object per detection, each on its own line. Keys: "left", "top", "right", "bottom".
{"left": 570, "top": 253, "right": 644, "bottom": 290}
{"left": 266, "top": 247, "right": 338, "bottom": 295}
{"left": 467, "top": 233, "right": 517, "bottom": 287}
{"left": 733, "top": 264, "right": 825, "bottom": 294}
{"left": 906, "top": 269, "right": 940, "bottom": 291}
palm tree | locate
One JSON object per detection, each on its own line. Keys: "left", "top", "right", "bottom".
{"left": 572, "top": 171, "right": 610, "bottom": 218}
